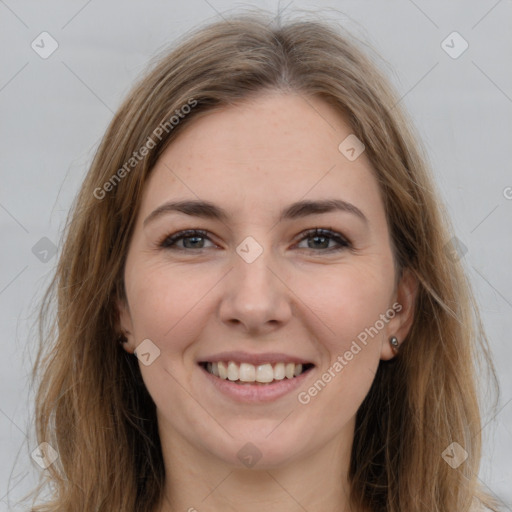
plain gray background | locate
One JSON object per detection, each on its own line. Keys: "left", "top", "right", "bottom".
{"left": 1, "top": 0, "right": 511, "bottom": 510}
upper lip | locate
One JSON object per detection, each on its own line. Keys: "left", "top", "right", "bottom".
{"left": 197, "top": 351, "right": 314, "bottom": 366}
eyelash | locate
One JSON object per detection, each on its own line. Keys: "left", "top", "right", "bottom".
{"left": 157, "top": 228, "right": 352, "bottom": 253}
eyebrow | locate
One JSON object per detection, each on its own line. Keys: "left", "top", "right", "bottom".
{"left": 143, "top": 198, "right": 368, "bottom": 227}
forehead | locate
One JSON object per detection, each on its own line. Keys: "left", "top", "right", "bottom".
{"left": 139, "top": 92, "right": 385, "bottom": 225}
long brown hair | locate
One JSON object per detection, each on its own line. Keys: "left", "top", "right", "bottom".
{"left": 22, "top": 10, "right": 502, "bottom": 512}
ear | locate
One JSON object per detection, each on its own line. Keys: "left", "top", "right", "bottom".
{"left": 380, "top": 267, "right": 418, "bottom": 361}
{"left": 116, "top": 294, "right": 136, "bottom": 355}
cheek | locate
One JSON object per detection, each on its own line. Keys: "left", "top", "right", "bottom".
{"left": 294, "top": 266, "right": 388, "bottom": 420}
{"left": 124, "top": 260, "right": 220, "bottom": 348}
{"left": 293, "top": 261, "right": 394, "bottom": 346}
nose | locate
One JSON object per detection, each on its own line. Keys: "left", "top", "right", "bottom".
{"left": 218, "top": 246, "right": 293, "bottom": 336}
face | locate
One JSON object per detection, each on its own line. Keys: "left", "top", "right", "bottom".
{"left": 118, "top": 91, "right": 417, "bottom": 469}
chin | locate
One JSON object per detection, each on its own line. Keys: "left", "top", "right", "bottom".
{"left": 207, "top": 423, "right": 316, "bottom": 470}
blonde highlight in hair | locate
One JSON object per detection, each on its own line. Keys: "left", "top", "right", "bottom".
{"left": 22, "top": 10, "right": 502, "bottom": 512}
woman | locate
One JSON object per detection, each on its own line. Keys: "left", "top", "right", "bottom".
{"left": 25, "top": 11, "right": 502, "bottom": 512}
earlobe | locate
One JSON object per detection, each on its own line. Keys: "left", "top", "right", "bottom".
{"left": 381, "top": 267, "right": 419, "bottom": 361}
{"left": 115, "top": 297, "right": 135, "bottom": 354}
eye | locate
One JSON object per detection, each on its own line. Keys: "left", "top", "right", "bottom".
{"left": 158, "top": 227, "right": 352, "bottom": 253}
{"left": 295, "top": 228, "right": 351, "bottom": 252}
{"left": 158, "top": 229, "right": 216, "bottom": 250}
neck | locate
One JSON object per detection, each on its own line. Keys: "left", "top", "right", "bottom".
{"left": 154, "top": 417, "right": 357, "bottom": 512}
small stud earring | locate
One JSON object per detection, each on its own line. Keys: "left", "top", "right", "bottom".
{"left": 390, "top": 336, "right": 399, "bottom": 353}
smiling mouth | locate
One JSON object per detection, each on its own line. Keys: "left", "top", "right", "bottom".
{"left": 199, "top": 361, "right": 314, "bottom": 385}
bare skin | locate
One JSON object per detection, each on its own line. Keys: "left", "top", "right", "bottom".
{"left": 118, "top": 91, "right": 417, "bottom": 512}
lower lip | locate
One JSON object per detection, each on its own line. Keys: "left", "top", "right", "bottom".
{"left": 199, "top": 364, "right": 314, "bottom": 403}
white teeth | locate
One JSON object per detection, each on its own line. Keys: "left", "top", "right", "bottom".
{"left": 205, "top": 360, "right": 309, "bottom": 382}
{"left": 256, "top": 364, "right": 274, "bottom": 383}
{"left": 239, "top": 363, "right": 256, "bottom": 382}
{"left": 217, "top": 361, "right": 228, "bottom": 379}
{"left": 227, "top": 361, "right": 239, "bottom": 381}
{"left": 274, "top": 362, "right": 285, "bottom": 380}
